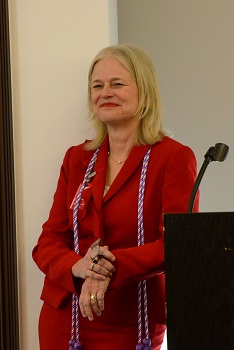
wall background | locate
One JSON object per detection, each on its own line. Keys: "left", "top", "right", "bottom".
{"left": 9, "top": 1, "right": 117, "bottom": 349}
{"left": 118, "top": 0, "right": 234, "bottom": 212}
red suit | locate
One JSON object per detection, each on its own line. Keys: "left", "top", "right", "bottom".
{"left": 32, "top": 136, "right": 199, "bottom": 350}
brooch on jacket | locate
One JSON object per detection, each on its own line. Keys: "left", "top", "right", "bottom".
{"left": 70, "top": 171, "right": 96, "bottom": 210}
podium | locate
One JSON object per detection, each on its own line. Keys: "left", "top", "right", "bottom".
{"left": 164, "top": 212, "right": 234, "bottom": 350}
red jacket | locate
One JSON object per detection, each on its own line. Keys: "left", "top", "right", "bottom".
{"left": 32, "top": 136, "right": 198, "bottom": 328}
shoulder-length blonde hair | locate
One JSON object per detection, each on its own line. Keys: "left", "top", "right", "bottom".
{"left": 86, "top": 43, "right": 166, "bottom": 150}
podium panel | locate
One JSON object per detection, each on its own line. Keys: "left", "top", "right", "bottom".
{"left": 164, "top": 212, "right": 234, "bottom": 350}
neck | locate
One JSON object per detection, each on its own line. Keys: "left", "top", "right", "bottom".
{"left": 107, "top": 122, "right": 139, "bottom": 159}
{"left": 108, "top": 133, "right": 136, "bottom": 161}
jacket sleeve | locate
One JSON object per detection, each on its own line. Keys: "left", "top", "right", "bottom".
{"left": 32, "top": 146, "right": 82, "bottom": 295}
{"left": 108, "top": 144, "right": 199, "bottom": 289}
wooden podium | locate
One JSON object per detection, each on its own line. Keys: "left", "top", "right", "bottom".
{"left": 164, "top": 212, "right": 234, "bottom": 350}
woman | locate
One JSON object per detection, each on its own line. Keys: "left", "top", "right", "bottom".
{"left": 33, "top": 44, "right": 199, "bottom": 350}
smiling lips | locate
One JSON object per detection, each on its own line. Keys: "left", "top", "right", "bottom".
{"left": 100, "top": 103, "right": 119, "bottom": 108}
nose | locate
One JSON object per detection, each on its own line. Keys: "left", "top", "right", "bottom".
{"left": 100, "top": 84, "right": 113, "bottom": 98}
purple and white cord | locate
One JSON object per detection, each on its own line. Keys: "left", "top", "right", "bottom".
{"left": 137, "top": 147, "right": 152, "bottom": 350}
{"left": 70, "top": 147, "right": 100, "bottom": 350}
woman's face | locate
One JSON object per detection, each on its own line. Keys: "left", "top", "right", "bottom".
{"left": 91, "top": 56, "right": 139, "bottom": 127}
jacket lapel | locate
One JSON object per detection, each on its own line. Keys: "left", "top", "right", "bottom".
{"left": 91, "top": 139, "right": 109, "bottom": 213}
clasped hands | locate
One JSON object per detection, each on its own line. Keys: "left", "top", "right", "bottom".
{"left": 72, "top": 239, "right": 116, "bottom": 321}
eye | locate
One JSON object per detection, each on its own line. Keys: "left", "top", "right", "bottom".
{"left": 112, "top": 82, "right": 125, "bottom": 87}
{"left": 92, "top": 84, "right": 103, "bottom": 89}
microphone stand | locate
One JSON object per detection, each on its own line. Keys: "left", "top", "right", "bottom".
{"left": 188, "top": 143, "right": 229, "bottom": 213}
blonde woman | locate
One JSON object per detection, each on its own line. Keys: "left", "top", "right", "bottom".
{"left": 33, "top": 44, "right": 199, "bottom": 350}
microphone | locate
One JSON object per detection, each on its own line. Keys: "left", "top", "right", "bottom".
{"left": 188, "top": 143, "right": 229, "bottom": 212}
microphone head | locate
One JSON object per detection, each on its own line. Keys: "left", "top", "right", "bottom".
{"left": 214, "top": 143, "right": 229, "bottom": 162}
{"left": 204, "top": 143, "right": 229, "bottom": 162}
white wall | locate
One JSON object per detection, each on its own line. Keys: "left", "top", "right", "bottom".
{"left": 118, "top": 0, "right": 234, "bottom": 212}
{"left": 9, "top": 1, "right": 117, "bottom": 349}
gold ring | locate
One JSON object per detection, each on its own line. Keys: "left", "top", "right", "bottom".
{"left": 90, "top": 263, "right": 95, "bottom": 271}
{"left": 90, "top": 294, "right": 97, "bottom": 302}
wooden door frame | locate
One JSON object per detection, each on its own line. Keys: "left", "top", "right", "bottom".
{"left": 0, "top": 0, "right": 20, "bottom": 348}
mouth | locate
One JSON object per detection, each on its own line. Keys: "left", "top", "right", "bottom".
{"left": 100, "top": 103, "right": 119, "bottom": 108}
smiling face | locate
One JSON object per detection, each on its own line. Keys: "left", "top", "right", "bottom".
{"left": 90, "top": 56, "right": 139, "bottom": 128}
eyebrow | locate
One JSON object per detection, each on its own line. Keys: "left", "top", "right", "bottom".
{"left": 91, "top": 77, "right": 127, "bottom": 84}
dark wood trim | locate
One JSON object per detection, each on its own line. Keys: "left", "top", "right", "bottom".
{"left": 0, "top": 0, "right": 20, "bottom": 349}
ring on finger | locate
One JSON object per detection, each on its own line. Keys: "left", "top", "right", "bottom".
{"left": 90, "top": 294, "right": 97, "bottom": 302}
{"left": 92, "top": 257, "right": 99, "bottom": 264}
{"left": 90, "top": 263, "right": 95, "bottom": 271}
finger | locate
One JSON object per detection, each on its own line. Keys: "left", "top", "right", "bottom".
{"left": 79, "top": 292, "right": 89, "bottom": 318}
{"left": 89, "top": 265, "right": 112, "bottom": 279}
{"left": 96, "top": 290, "right": 105, "bottom": 312}
{"left": 90, "top": 293, "right": 102, "bottom": 317}
{"left": 97, "top": 259, "right": 115, "bottom": 273}
{"left": 89, "top": 263, "right": 106, "bottom": 280}
{"left": 79, "top": 295, "right": 94, "bottom": 321}
{"left": 100, "top": 246, "right": 116, "bottom": 261}
{"left": 79, "top": 296, "right": 87, "bottom": 318}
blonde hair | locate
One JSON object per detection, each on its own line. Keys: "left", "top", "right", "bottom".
{"left": 86, "top": 43, "right": 166, "bottom": 150}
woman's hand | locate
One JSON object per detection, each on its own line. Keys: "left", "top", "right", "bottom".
{"left": 79, "top": 277, "right": 111, "bottom": 321}
{"left": 72, "top": 245, "right": 115, "bottom": 280}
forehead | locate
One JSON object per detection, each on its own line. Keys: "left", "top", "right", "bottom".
{"left": 92, "top": 56, "right": 133, "bottom": 81}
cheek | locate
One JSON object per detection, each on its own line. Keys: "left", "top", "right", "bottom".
{"left": 127, "top": 94, "right": 138, "bottom": 110}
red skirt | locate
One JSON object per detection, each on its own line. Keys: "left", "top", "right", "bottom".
{"left": 39, "top": 299, "right": 166, "bottom": 350}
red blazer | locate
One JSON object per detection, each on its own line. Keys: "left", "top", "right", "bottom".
{"left": 33, "top": 136, "right": 198, "bottom": 327}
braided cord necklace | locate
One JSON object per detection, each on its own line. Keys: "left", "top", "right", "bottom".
{"left": 69, "top": 146, "right": 152, "bottom": 350}
{"left": 69, "top": 146, "right": 100, "bottom": 350}
{"left": 136, "top": 146, "right": 152, "bottom": 350}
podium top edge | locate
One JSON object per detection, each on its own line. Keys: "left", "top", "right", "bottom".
{"left": 164, "top": 212, "right": 234, "bottom": 216}
{"left": 164, "top": 212, "right": 234, "bottom": 221}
